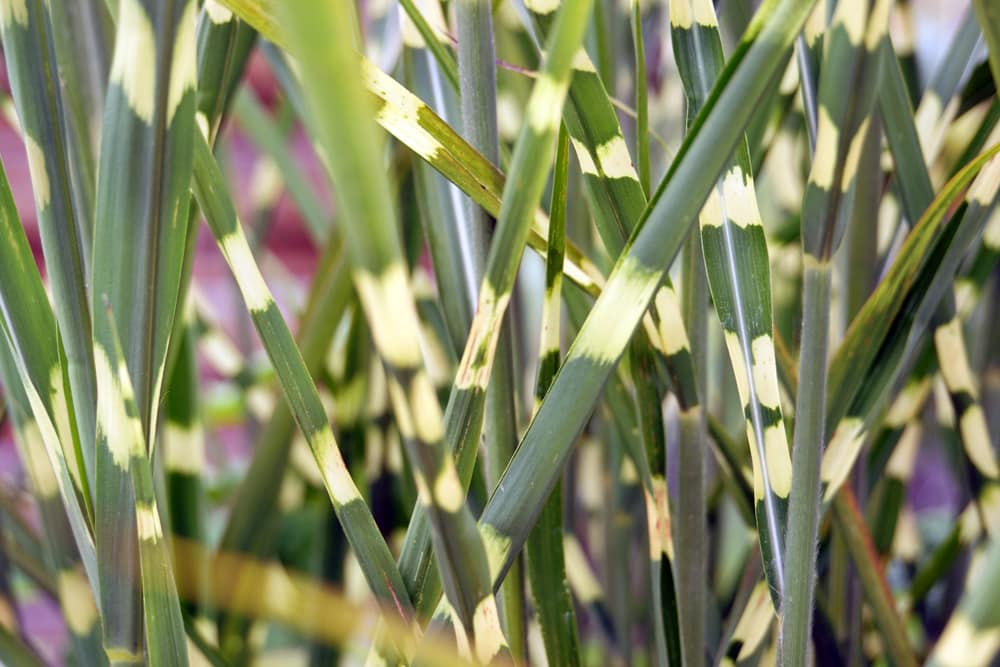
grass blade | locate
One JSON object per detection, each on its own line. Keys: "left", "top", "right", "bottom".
{"left": 525, "top": 125, "right": 581, "bottom": 667}
{"left": 972, "top": 0, "right": 1000, "bottom": 90}
{"left": 96, "top": 302, "right": 188, "bottom": 665}
{"left": 1, "top": 0, "right": 98, "bottom": 495}
{"left": 191, "top": 135, "right": 418, "bottom": 646}
{"left": 670, "top": 0, "right": 793, "bottom": 612}
{"left": 781, "top": 1, "right": 890, "bottom": 662}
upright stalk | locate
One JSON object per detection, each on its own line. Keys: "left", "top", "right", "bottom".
{"left": 679, "top": 227, "right": 708, "bottom": 667}
{"left": 456, "top": 1, "right": 526, "bottom": 656}
{"left": 781, "top": 1, "right": 890, "bottom": 662}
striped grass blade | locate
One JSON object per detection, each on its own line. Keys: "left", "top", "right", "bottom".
{"left": 90, "top": 1, "right": 198, "bottom": 655}
{"left": 1, "top": 0, "right": 97, "bottom": 496}
{"left": 524, "top": 125, "right": 581, "bottom": 667}
{"left": 670, "top": 0, "right": 793, "bottom": 614}
{"left": 0, "top": 160, "right": 99, "bottom": 601}
{"left": 190, "top": 134, "right": 419, "bottom": 651}
{"left": 782, "top": 1, "right": 890, "bottom": 662}
{"left": 95, "top": 301, "right": 188, "bottom": 664}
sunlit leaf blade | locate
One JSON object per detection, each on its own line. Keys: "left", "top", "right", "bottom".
{"left": 0, "top": 0, "right": 98, "bottom": 494}
{"left": 669, "top": 0, "right": 793, "bottom": 611}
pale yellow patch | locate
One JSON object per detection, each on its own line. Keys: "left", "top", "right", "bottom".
{"left": 821, "top": 417, "right": 865, "bottom": 501}
{"left": 837, "top": 0, "right": 865, "bottom": 45}
{"left": 354, "top": 264, "right": 423, "bottom": 368}
{"left": 732, "top": 583, "right": 774, "bottom": 655}
{"left": 751, "top": 336, "right": 781, "bottom": 410}
{"left": 885, "top": 423, "right": 921, "bottom": 478}
{"left": 472, "top": 597, "right": 508, "bottom": 663}
{"left": 387, "top": 378, "right": 415, "bottom": 438}
{"left": 982, "top": 208, "right": 1000, "bottom": 250}
{"left": 865, "top": 0, "right": 891, "bottom": 50}
{"left": 891, "top": 507, "right": 921, "bottom": 562}
{"left": 167, "top": 1, "right": 197, "bottom": 124}
{"left": 49, "top": 366, "right": 80, "bottom": 483}
{"left": 595, "top": 135, "right": 639, "bottom": 180}
{"left": 619, "top": 455, "right": 639, "bottom": 483}
{"left": 528, "top": 74, "right": 568, "bottom": 132}
{"left": 573, "top": 256, "right": 660, "bottom": 363}
{"left": 723, "top": 331, "right": 750, "bottom": 405}
{"left": 111, "top": 0, "right": 156, "bottom": 123}
{"left": 58, "top": 568, "right": 98, "bottom": 635}
{"left": 200, "top": 329, "right": 243, "bottom": 377}
{"left": 563, "top": 536, "right": 602, "bottom": 602}
{"left": 914, "top": 93, "right": 942, "bottom": 157}
{"left": 433, "top": 462, "right": 465, "bottom": 512}
{"left": 479, "top": 522, "right": 511, "bottom": 581}
{"left": 245, "top": 385, "right": 276, "bottom": 420}
{"left": 967, "top": 152, "right": 1000, "bottom": 207}
{"left": 136, "top": 504, "right": 163, "bottom": 542}
{"left": 885, "top": 377, "right": 931, "bottom": 427}
{"left": 803, "top": 0, "right": 827, "bottom": 47}
{"left": 653, "top": 286, "right": 689, "bottom": 355}
{"left": 221, "top": 228, "right": 273, "bottom": 312}
{"left": 195, "top": 111, "right": 210, "bottom": 139}
{"left": 644, "top": 488, "right": 662, "bottom": 561}
{"left": 410, "top": 373, "right": 443, "bottom": 443}
{"left": 811, "top": 106, "right": 838, "bottom": 189}
{"left": 455, "top": 282, "right": 511, "bottom": 389}
{"left": 203, "top": 0, "right": 232, "bottom": 23}
{"left": 94, "top": 345, "right": 140, "bottom": 468}
{"left": 318, "top": 426, "right": 362, "bottom": 504}
{"left": 24, "top": 135, "right": 50, "bottom": 211}
{"left": 524, "top": 0, "right": 560, "bottom": 14}
{"left": 842, "top": 116, "right": 870, "bottom": 188}
{"left": 364, "top": 62, "right": 442, "bottom": 161}
{"left": 960, "top": 406, "right": 998, "bottom": 479}
{"left": 164, "top": 422, "right": 205, "bottom": 475}
{"left": 0, "top": 0, "right": 27, "bottom": 27}
{"left": 720, "top": 168, "right": 762, "bottom": 227}
{"left": 933, "top": 614, "right": 1000, "bottom": 667}
{"left": 934, "top": 319, "right": 977, "bottom": 395}
{"left": 413, "top": 470, "right": 433, "bottom": 505}
{"left": 764, "top": 425, "right": 791, "bottom": 498}
{"left": 670, "top": 0, "right": 716, "bottom": 28}
{"left": 277, "top": 474, "right": 304, "bottom": 511}
{"left": 571, "top": 137, "right": 598, "bottom": 175}
{"left": 700, "top": 186, "right": 724, "bottom": 228}
{"left": 645, "top": 476, "right": 673, "bottom": 560}
{"left": 572, "top": 49, "right": 596, "bottom": 72}
{"left": 21, "top": 422, "right": 58, "bottom": 497}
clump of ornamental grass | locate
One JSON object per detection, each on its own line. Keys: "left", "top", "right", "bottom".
{"left": 0, "top": 0, "right": 998, "bottom": 665}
